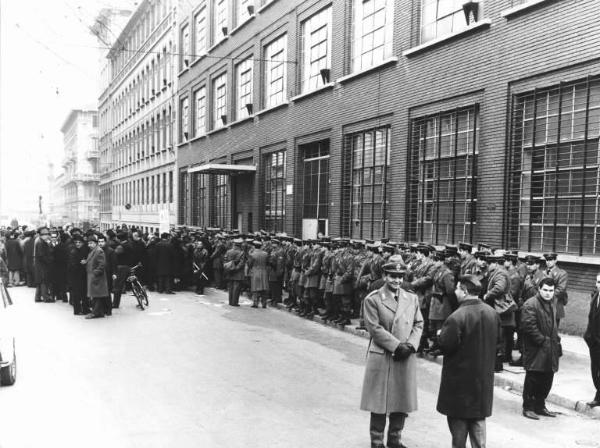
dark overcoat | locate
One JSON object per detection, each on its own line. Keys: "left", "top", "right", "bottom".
{"left": 584, "top": 291, "right": 600, "bottom": 351}
{"left": 248, "top": 248, "right": 269, "bottom": 292}
{"left": 224, "top": 247, "right": 245, "bottom": 281}
{"left": 545, "top": 265, "right": 568, "bottom": 320}
{"left": 33, "top": 238, "right": 52, "bottom": 284}
{"left": 360, "top": 285, "right": 423, "bottom": 414}
{"left": 5, "top": 239, "right": 23, "bottom": 271}
{"left": 333, "top": 250, "right": 354, "bottom": 295}
{"left": 86, "top": 246, "right": 109, "bottom": 298}
{"left": 437, "top": 298, "right": 501, "bottom": 419}
{"left": 155, "top": 240, "right": 175, "bottom": 276}
{"left": 521, "top": 294, "right": 561, "bottom": 372}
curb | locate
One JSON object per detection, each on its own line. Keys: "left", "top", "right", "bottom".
{"left": 270, "top": 301, "right": 600, "bottom": 420}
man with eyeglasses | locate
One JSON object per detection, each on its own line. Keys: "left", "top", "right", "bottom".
{"left": 360, "top": 257, "right": 423, "bottom": 448}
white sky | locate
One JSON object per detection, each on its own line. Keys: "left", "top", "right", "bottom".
{"left": 0, "top": 0, "right": 137, "bottom": 219}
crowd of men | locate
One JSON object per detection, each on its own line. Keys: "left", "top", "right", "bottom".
{"left": 0, "top": 225, "right": 570, "bottom": 365}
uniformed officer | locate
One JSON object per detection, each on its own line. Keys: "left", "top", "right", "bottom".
{"left": 543, "top": 252, "right": 569, "bottom": 328}
{"left": 360, "top": 260, "right": 423, "bottom": 448}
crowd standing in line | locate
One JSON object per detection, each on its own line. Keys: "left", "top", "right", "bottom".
{"left": 1, "top": 223, "right": 599, "bottom": 446}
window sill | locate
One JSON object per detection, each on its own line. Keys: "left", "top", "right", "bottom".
{"left": 337, "top": 57, "right": 398, "bottom": 84}
{"left": 521, "top": 252, "right": 600, "bottom": 266}
{"left": 257, "top": 0, "right": 277, "bottom": 14}
{"left": 291, "top": 83, "right": 335, "bottom": 103}
{"left": 500, "top": 0, "right": 554, "bottom": 19}
{"left": 188, "top": 134, "right": 207, "bottom": 143}
{"left": 230, "top": 15, "right": 255, "bottom": 36}
{"left": 229, "top": 115, "right": 254, "bottom": 127}
{"left": 402, "top": 19, "right": 492, "bottom": 57}
{"left": 208, "top": 36, "right": 229, "bottom": 53}
{"left": 207, "top": 125, "right": 229, "bottom": 136}
{"left": 178, "top": 67, "right": 189, "bottom": 77}
{"left": 256, "top": 101, "right": 289, "bottom": 117}
{"left": 190, "top": 52, "right": 208, "bottom": 68}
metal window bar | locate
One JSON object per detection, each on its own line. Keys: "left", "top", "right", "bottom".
{"left": 451, "top": 110, "right": 459, "bottom": 242}
{"left": 552, "top": 82, "right": 564, "bottom": 252}
{"left": 527, "top": 89, "right": 539, "bottom": 252}
{"left": 579, "top": 76, "right": 592, "bottom": 256}
{"left": 435, "top": 112, "right": 442, "bottom": 244}
{"left": 469, "top": 107, "right": 478, "bottom": 243}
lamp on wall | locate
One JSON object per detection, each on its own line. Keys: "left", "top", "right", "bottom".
{"left": 221, "top": 114, "right": 228, "bottom": 125}
{"left": 221, "top": 26, "right": 228, "bottom": 36}
{"left": 320, "top": 68, "right": 331, "bottom": 84}
{"left": 247, "top": 4, "right": 255, "bottom": 15}
{"left": 245, "top": 103, "right": 253, "bottom": 115}
{"left": 462, "top": 0, "right": 479, "bottom": 25}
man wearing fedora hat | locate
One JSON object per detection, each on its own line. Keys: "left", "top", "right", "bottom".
{"left": 360, "top": 260, "right": 423, "bottom": 448}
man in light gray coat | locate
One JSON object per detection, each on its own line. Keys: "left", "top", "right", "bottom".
{"left": 360, "top": 260, "right": 423, "bottom": 448}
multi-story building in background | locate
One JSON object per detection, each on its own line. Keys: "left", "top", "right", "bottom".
{"left": 175, "top": 0, "right": 600, "bottom": 325}
{"left": 61, "top": 109, "right": 100, "bottom": 228}
{"left": 47, "top": 163, "right": 67, "bottom": 226}
{"left": 98, "top": 0, "right": 178, "bottom": 233}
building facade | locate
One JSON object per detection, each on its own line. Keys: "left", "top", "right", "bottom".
{"left": 60, "top": 109, "right": 100, "bottom": 228}
{"left": 99, "top": 0, "right": 178, "bottom": 233}
{"left": 175, "top": 0, "right": 600, "bottom": 312}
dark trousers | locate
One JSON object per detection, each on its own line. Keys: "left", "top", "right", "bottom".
{"left": 590, "top": 346, "right": 600, "bottom": 399}
{"left": 269, "top": 280, "right": 282, "bottom": 303}
{"left": 523, "top": 370, "right": 554, "bottom": 411}
{"left": 71, "top": 291, "right": 91, "bottom": 315}
{"left": 91, "top": 297, "right": 105, "bottom": 317}
{"left": 157, "top": 275, "right": 172, "bottom": 293}
{"left": 447, "top": 417, "right": 486, "bottom": 448}
{"left": 228, "top": 280, "right": 242, "bottom": 306}
{"left": 370, "top": 412, "right": 406, "bottom": 448}
{"left": 214, "top": 266, "right": 224, "bottom": 289}
{"left": 502, "top": 325, "right": 515, "bottom": 361}
{"left": 34, "top": 283, "right": 51, "bottom": 302}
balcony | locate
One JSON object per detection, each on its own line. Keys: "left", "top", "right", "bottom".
{"left": 85, "top": 150, "right": 100, "bottom": 159}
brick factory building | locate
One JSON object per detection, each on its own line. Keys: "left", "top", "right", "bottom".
{"left": 175, "top": 0, "right": 600, "bottom": 326}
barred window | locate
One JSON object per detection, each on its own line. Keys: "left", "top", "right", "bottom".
{"left": 420, "top": 0, "right": 468, "bottom": 44}
{"left": 300, "top": 7, "right": 332, "bottom": 93}
{"left": 213, "top": 0, "right": 228, "bottom": 42}
{"left": 302, "top": 141, "right": 329, "bottom": 220}
{"left": 264, "top": 34, "right": 287, "bottom": 108}
{"left": 194, "top": 6, "right": 208, "bottom": 57}
{"left": 214, "top": 174, "right": 230, "bottom": 228}
{"left": 212, "top": 73, "right": 227, "bottom": 129}
{"left": 264, "top": 150, "right": 286, "bottom": 232}
{"left": 235, "top": 58, "right": 253, "bottom": 120}
{"left": 507, "top": 76, "right": 600, "bottom": 255}
{"left": 194, "top": 86, "right": 206, "bottom": 137}
{"left": 407, "top": 106, "right": 479, "bottom": 244}
{"left": 191, "top": 173, "right": 208, "bottom": 227}
{"left": 236, "top": 0, "right": 253, "bottom": 26}
{"left": 352, "top": 0, "right": 394, "bottom": 73}
{"left": 180, "top": 171, "right": 189, "bottom": 224}
{"left": 345, "top": 128, "right": 390, "bottom": 240}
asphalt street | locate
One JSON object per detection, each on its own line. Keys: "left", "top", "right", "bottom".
{"left": 0, "top": 286, "right": 599, "bottom": 448}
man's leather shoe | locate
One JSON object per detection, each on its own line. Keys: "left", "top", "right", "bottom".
{"left": 522, "top": 409, "right": 540, "bottom": 420}
{"left": 587, "top": 400, "right": 600, "bottom": 407}
{"left": 535, "top": 407, "right": 557, "bottom": 417}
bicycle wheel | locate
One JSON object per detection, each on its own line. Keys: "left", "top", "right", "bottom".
{"left": 137, "top": 281, "right": 149, "bottom": 307}
{"left": 131, "top": 282, "right": 145, "bottom": 310}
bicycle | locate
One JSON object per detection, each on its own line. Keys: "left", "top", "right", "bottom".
{"left": 127, "top": 265, "right": 149, "bottom": 310}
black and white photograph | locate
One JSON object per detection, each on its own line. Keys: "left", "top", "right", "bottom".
{"left": 1, "top": 0, "right": 600, "bottom": 447}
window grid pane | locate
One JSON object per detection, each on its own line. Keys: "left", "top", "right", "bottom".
{"left": 352, "top": 0, "right": 394, "bottom": 72}
{"left": 236, "top": 58, "right": 253, "bottom": 120}
{"left": 420, "top": 0, "right": 468, "bottom": 44}
{"left": 264, "top": 150, "right": 286, "bottom": 232}
{"left": 237, "top": 0, "right": 253, "bottom": 25}
{"left": 301, "top": 7, "right": 332, "bottom": 93}
{"left": 214, "top": 174, "right": 230, "bottom": 228}
{"left": 194, "top": 86, "right": 206, "bottom": 136}
{"left": 195, "top": 7, "right": 207, "bottom": 56}
{"left": 265, "top": 34, "right": 287, "bottom": 108}
{"left": 213, "top": 73, "right": 227, "bottom": 129}
{"left": 507, "top": 76, "right": 600, "bottom": 255}
{"left": 407, "top": 106, "right": 479, "bottom": 244}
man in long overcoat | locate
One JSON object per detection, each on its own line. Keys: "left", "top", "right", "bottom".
{"left": 33, "top": 228, "right": 53, "bottom": 302}
{"left": 224, "top": 238, "right": 245, "bottom": 307}
{"left": 437, "top": 275, "right": 501, "bottom": 448}
{"left": 247, "top": 240, "right": 269, "bottom": 308}
{"left": 5, "top": 232, "right": 23, "bottom": 286}
{"left": 156, "top": 233, "right": 175, "bottom": 294}
{"left": 360, "top": 261, "right": 423, "bottom": 448}
{"left": 85, "top": 235, "right": 109, "bottom": 319}
{"left": 68, "top": 234, "right": 89, "bottom": 314}
{"left": 583, "top": 272, "right": 600, "bottom": 407}
{"left": 521, "top": 277, "right": 561, "bottom": 419}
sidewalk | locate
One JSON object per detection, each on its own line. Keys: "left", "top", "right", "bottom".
{"left": 267, "top": 299, "right": 600, "bottom": 419}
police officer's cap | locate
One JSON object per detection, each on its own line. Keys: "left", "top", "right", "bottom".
{"left": 445, "top": 244, "right": 458, "bottom": 255}
{"left": 382, "top": 261, "right": 407, "bottom": 275}
{"left": 543, "top": 252, "right": 558, "bottom": 261}
{"left": 486, "top": 253, "right": 504, "bottom": 263}
{"left": 524, "top": 254, "right": 541, "bottom": 264}
{"left": 233, "top": 237, "right": 244, "bottom": 244}
{"left": 382, "top": 243, "right": 395, "bottom": 252}
{"left": 458, "top": 242, "right": 473, "bottom": 251}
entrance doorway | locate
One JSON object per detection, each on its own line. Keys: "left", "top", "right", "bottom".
{"left": 299, "top": 140, "right": 329, "bottom": 239}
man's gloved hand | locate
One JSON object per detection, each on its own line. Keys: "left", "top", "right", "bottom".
{"left": 392, "top": 343, "right": 415, "bottom": 361}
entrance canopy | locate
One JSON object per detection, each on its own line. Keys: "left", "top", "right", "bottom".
{"left": 187, "top": 163, "right": 256, "bottom": 175}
